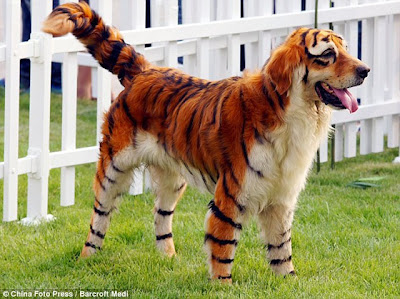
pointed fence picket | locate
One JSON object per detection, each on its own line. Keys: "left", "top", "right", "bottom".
{"left": 1, "top": 0, "right": 400, "bottom": 223}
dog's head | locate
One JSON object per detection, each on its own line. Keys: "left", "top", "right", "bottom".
{"left": 264, "top": 28, "right": 370, "bottom": 113}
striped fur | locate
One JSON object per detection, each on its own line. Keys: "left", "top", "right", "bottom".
{"left": 43, "top": 2, "right": 369, "bottom": 283}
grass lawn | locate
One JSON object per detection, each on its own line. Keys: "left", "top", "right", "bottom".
{"left": 0, "top": 87, "right": 399, "bottom": 298}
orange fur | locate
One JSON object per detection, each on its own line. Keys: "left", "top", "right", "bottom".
{"left": 43, "top": 3, "right": 369, "bottom": 282}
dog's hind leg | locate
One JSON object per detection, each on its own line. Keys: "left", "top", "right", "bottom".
{"left": 81, "top": 91, "right": 140, "bottom": 258}
{"left": 150, "top": 166, "right": 186, "bottom": 257}
{"left": 258, "top": 204, "right": 296, "bottom": 276}
{"left": 80, "top": 142, "right": 137, "bottom": 258}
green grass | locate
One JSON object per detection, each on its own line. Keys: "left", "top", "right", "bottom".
{"left": 0, "top": 87, "right": 399, "bottom": 297}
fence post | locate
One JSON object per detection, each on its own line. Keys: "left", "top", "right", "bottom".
{"left": 392, "top": 14, "right": 400, "bottom": 163}
{"left": 343, "top": 0, "right": 359, "bottom": 158}
{"left": 371, "top": 14, "right": 386, "bottom": 153}
{"left": 3, "top": 0, "right": 21, "bottom": 221}
{"left": 387, "top": 14, "right": 400, "bottom": 150}
{"left": 22, "top": 0, "right": 53, "bottom": 225}
{"left": 60, "top": 53, "right": 78, "bottom": 207}
{"left": 96, "top": 0, "right": 112, "bottom": 143}
{"left": 360, "top": 16, "right": 374, "bottom": 155}
{"left": 227, "top": 0, "right": 241, "bottom": 77}
{"left": 59, "top": 0, "right": 78, "bottom": 207}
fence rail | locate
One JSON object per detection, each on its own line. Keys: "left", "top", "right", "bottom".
{"left": 1, "top": 0, "right": 399, "bottom": 223}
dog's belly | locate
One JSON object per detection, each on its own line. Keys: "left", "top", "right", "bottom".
{"left": 134, "top": 131, "right": 215, "bottom": 193}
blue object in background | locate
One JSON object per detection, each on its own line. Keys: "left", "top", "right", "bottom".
{"left": 20, "top": 0, "right": 62, "bottom": 92}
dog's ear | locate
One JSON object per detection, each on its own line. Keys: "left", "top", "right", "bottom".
{"left": 264, "top": 44, "right": 302, "bottom": 95}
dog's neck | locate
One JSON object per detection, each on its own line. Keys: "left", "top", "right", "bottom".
{"left": 282, "top": 68, "right": 332, "bottom": 148}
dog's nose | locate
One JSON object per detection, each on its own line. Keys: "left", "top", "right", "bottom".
{"left": 356, "top": 66, "right": 370, "bottom": 79}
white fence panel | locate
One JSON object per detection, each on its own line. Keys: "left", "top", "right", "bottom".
{"left": 24, "top": 0, "right": 53, "bottom": 224}
{"left": 3, "top": 1, "right": 21, "bottom": 221}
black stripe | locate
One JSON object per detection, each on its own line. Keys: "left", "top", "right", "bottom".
{"left": 303, "top": 66, "right": 309, "bottom": 84}
{"left": 94, "top": 197, "right": 103, "bottom": 208}
{"left": 75, "top": 14, "right": 99, "bottom": 38}
{"left": 182, "top": 161, "right": 194, "bottom": 176}
{"left": 96, "top": 173, "right": 106, "bottom": 191}
{"left": 152, "top": 86, "right": 165, "bottom": 107}
{"left": 85, "top": 242, "right": 101, "bottom": 250}
{"left": 141, "top": 84, "right": 155, "bottom": 115}
{"left": 118, "top": 68, "right": 126, "bottom": 85}
{"left": 195, "top": 96, "right": 211, "bottom": 160}
{"left": 204, "top": 234, "right": 238, "bottom": 246}
{"left": 254, "top": 129, "right": 264, "bottom": 144}
{"left": 270, "top": 255, "right": 292, "bottom": 266}
{"left": 157, "top": 209, "right": 174, "bottom": 216}
{"left": 93, "top": 206, "right": 111, "bottom": 216}
{"left": 312, "top": 30, "right": 320, "bottom": 47}
{"left": 101, "top": 25, "right": 110, "bottom": 40}
{"left": 321, "top": 36, "right": 330, "bottom": 42}
{"left": 86, "top": 44, "right": 96, "bottom": 57}
{"left": 222, "top": 175, "right": 245, "bottom": 212}
{"left": 90, "top": 12, "right": 100, "bottom": 29}
{"left": 107, "top": 102, "right": 119, "bottom": 135}
{"left": 69, "top": 15, "right": 79, "bottom": 29}
{"left": 163, "top": 88, "right": 183, "bottom": 120}
{"left": 200, "top": 169, "right": 212, "bottom": 193}
{"left": 305, "top": 47, "right": 318, "bottom": 59}
{"left": 301, "top": 28, "right": 312, "bottom": 45}
{"left": 314, "top": 59, "right": 329, "bottom": 66}
{"left": 175, "top": 183, "right": 186, "bottom": 192}
{"left": 333, "top": 34, "right": 343, "bottom": 40}
{"left": 186, "top": 105, "right": 198, "bottom": 144}
{"left": 267, "top": 237, "right": 291, "bottom": 251}
{"left": 281, "top": 228, "right": 291, "bottom": 236}
{"left": 216, "top": 93, "right": 240, "bottom": 189}
{"left": 172, "top": 88, "right": 202, "bottom": 132}
{"left": 208, "top": 200, "right": 242, "bottom": 230}
{"left": 262, "top": 84, "right": 276, "bottom": 111}
{"left": 241, "top": 139, "right": 263, "bottom": 177}
{"left": 156, "top": 233, "right": 173, "bottom": 241}
{"left": 105, "top": 175, "right": 116, "bottom": 184}
{"left": 90, "top": 225, "right": 105, "bottom": 239}
{"left": 111, "top": 160, "right": 124, "bottom": 173}
{"left": 218, "top": 275, "right": 232, "bottom": 280}
{"left": 211, "top": 83, "right": 230, "bottom": 125}
{"left": 178, "top": 77, "right": 194, "bottom": 91}
{"left": 121, "top": 90, "right": 137, "bottom": 126}
{"left": 54, "top": 7, "right": 72, "bottom": 16}
{"left": 107, "top": 141, "right": 124, "bottom": 173}
{"left": 270, "top": 81, "right": 285, "bottom": 110}
{"left": 212, "top": 255, "right": 234, "bottom": 264}
{"left": 121, "top": 92, "right": 138, "bottom": 147}
{"left": 239, "top": 94, "right": 263, "bottom": 177}
{"left": 205, "top": 167, "right": 217, "bottom": 185}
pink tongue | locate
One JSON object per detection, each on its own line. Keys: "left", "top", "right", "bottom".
{"left": 331, "top": 87, "right": 358, "bottom": 113}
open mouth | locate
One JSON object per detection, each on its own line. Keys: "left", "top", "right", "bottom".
{"left": 315, "top": 82, "right": 358, "bottom": 113}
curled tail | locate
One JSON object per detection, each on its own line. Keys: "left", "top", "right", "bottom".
{"left": 42, "top": 2, "right": 149, "bottom": 86}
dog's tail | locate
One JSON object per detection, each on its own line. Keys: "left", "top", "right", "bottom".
{"left": 42, "top": 2, "right": 149, "bottom": 86}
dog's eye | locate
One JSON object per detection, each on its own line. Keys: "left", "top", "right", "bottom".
{"left": 321, "top": 49, "right": 335, "bottom": 57}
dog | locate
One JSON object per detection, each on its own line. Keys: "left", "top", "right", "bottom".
{"left": 43, "top": 2, "right": 369, "bottom": 282}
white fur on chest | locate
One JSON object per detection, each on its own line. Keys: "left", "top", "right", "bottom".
{"left": 242, "top": 93, "right": 331, "bottom": 214}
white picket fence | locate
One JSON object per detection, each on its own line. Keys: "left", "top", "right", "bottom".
{"left": 0, "top": 0, "right": 399, "bottom": 223}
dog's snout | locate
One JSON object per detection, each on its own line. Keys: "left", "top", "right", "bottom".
{"left": 356, "top": 66, "right": 370, "bottom": 79}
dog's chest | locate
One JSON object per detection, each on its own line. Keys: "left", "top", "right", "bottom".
{"left": 242, "top": 103, "right": 331, "bottom": 211}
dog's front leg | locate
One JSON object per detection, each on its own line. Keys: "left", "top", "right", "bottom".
{"left": 258, "top": 204, "right": 296, "bottom": 276}
{"left": 204, "top": 178, "right": 244, "bottom": 283}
